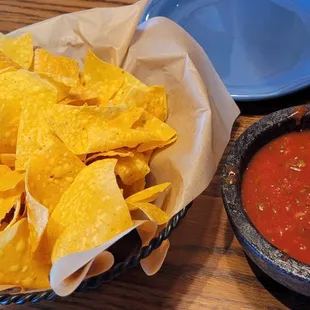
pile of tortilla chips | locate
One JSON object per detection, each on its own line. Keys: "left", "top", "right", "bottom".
{"left": 0, "top": 33, "right": 176, "bottom": 290}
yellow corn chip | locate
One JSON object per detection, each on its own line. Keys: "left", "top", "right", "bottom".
{"left": 0, "top": 154, "right": 15, "bottom": 168}
{"left": 128, "top": 202, "right": 168, "bottom": 225}
{"left": 111, "top": 69, "right": 148, "bottom": 105}
{"left": 16, "top": 122, "right": 57, "bottom": 171}
{"left": 0, "top": 33, "right": 33, "bottom": 69}
{"left": 45, "top": 104, "right": 129, "bottom": 154}
{"left": 59, "top": 98, "right": 101, "bottom": 106}
{"left": 103, "top": 150, "right": 134, "bottom": 157}
{"left": 37, "top": 72, "right": 70, "bottom": 102}
{"left": 145, "top": 86, "right": 167, "bottom": 121}
{"left": 0, "top": 52, "right": 20, "bottom": 71}
{"left": 26, "top": 191, "right": 48, "bottom": 253}
{"left": 0, "top": 182, "right": 25, "bottom": 225}
{"left": 59, "top": 82, "right": 110, "bottom": 107}
{"left": 77, "top": 154, "right": 87, "bottom": 161}
{"left": 137, "top": 136, "right": 177, "bottom": 153}
{"left": 34, "top": 49, "right": 79, "bottom": 87}
{"left": 25, "top": 141, "right": 83, "bottom": 254}
{"left": 0, "top": 165, "right": 24, "bottom": 192}
{"left": 47, "top": 104, "right": 176, "bottom": 155}
{"left": 85, "top": 149, "right": 149, "bottom": 185}
{"left": 116, "top": 85, "right": 167, "bottom": 121}
{"left": 0, "top": 182, "right": 24, "bottom": 232}
{"left": 85, "top": 149, "right": 134, "bottom": 165}
{"left": 0, "top": 223, "right": 8, "bottom": 231}
{"left": 115, "top": 151, "right": 150, "bottom": 185}
{"left": 0, "top": 70, "right": 57, "bottom": 154}
{"left": 68, "top": 83, "right": 100, "bottom": 101}
{"left": 6, "top": 199, "right": 23, "bottom": 229}
{"left": 15, "top": 73, "right": 58, "bottom": 171}
{"left": 0, "top": 218, "right": 50, "bottom": 289}
{"left": 46, "top": 104, "right": 148, "bottom": 154}
{"left": 26, "top": 139, "right": 85, "bottom": 213}
{"left": 126, "top": 182, "right": 171, "bottom": 206}
{"left": 115, "top": 151, "right": 152, "bottom": 197}
{"left": 121, "top": 177, "right": 146, "bottom": 198}
{"left": 58, "top": 97, "right": 75, "bottom": 105}
{"left": 48, "top": 159, "right": 133, "bottom": 263}
{"left": 134, "top": 109, "right": 176, "bottom": 139}
{"left": 82, "top": 50, "right": 124, "bottom": 100}
{"left": 133, "top": 110, "right": 177, "bottom": 152}
{"left": 0, "top": 195, "right": 21, "bottom": 223}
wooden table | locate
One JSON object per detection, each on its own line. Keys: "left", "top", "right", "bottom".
{"left": 2, "top": 1, "right": 310, "bottom": 309}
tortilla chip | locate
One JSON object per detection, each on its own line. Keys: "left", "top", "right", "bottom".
{"left": 48, "top": 159, "right": 133, "bottom": 263}
{"left": 69, "top": 84, "right": 96, "bottom": 99}
{"left": 6, "top": 199, "right": 23, "bottom": 229}
{"left": 116, "top": 85, "right": 167, "bottom": 121}
{"left": 77, "top": 154, "right": 87, "bottom": 162}
{"left": 0, "top": 52, "right": 20, "bottom": 71}
{"left": 0, "top": 218, "right": 50, "bottom": 288}
{"left": 133, "top": 110, "right": 177, "bottom": 152}
{"left": 37, "top": 72, "right": 70, "bottom": 102}
{"left": 34, "top": 49, "right": 79, "bottom": 87}
{"left": 128, "top": 202, "right": 168, "bottom": 225}
{"left": 26, "top": 139, "right": 85, "bottom": 213}
{"left": 137, "top": 136, "right": 177, "bottom": 153}
{"left": 45, "top": 103, "right": 128, "bottom": 154}
{"left": 0, "top": 196, "right": 21, "bottom": 224}
{"left": 121, "top": 178, "right": 146, "bottom": 198}
{"left": 47, "top": 104, "right": 176, "bottom": 154}
{"left": 145, "top": 86, "right": 168, "bottom": 121}
{"left": 46, "top": 104, "right": 147, "bottom": 154}
{"left": 115, "top": 151, "right": 150, "bottom": 185}
{"left": 82, "top": 50, "right": 124, "bottom": 100}
{"left": 110, "top": 70, "right": 148, "bottom": 105}
{"left": 0, "top": 181, "right": 25, "bottom": 230}
{"left": 59, "top": 98, "right": 100, "bottom": 106}
{"left": 0, "top": 165, "right": 24, "bottom": 192}
{"left": 85, "top": 150, "right": 134, "bottom": 166}
{"left": 68, "top": 83, "right": 100, "bottom": 101}
{"left": 126, "top": 183, "right": 171, "bottom": 206}
{"left": 25, "top": 137, "right": 84, "bottom": 254}
{"left": 116, "top": 151, "right": 152, "bottom": 197}
{"left": 26, "top": 192, "right": 48, "bottom": 253}
{"left": 0, "top": 33, "right": 33, "bottom": 69}
{"left": 85, "top": 149, "right": 149, "bottom": 185}
{"left": 15, "top": 73, "right": 58, "bottom": 171}
{"left": 0, "top": 70, "right": 57, "bottom": 155}
{"left": 0, "top": 154, "right": 15, "bottom": 168}
{"left": 59, "top": 83, "right": 110, "bottom": 107}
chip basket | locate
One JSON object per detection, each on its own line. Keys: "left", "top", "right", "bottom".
{"left": 0, "top": 203, "right": 192, "bottom": 305}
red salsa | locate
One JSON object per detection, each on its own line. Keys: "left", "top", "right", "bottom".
{"left": 242, "top": 130, "right": 310, "bottom": 264}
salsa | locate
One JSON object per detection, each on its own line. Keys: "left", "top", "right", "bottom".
{"left": 242, "top": 130, "right": 310, "bottom": 264}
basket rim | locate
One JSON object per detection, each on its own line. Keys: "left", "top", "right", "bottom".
{"left": 0, "top": 202, "right": 192, "bottom": 305}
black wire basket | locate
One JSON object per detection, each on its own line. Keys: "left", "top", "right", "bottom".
{"left": 0, "top": 203, "right": 192, "bottom": 305}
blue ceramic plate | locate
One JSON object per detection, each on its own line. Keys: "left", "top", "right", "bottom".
{"left": 141, "top": 0, "right": 310, "bottom": 101}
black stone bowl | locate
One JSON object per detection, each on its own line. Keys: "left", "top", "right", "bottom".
{"left": 221, "top": 104, "right": 310, "bottom": 296}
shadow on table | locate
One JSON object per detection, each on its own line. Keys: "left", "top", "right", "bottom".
{"left": 245, "top": 256, "right": 310, "bottom": 310}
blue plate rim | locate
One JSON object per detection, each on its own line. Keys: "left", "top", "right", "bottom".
{"left": 140, "top": 0, "right": 310, "bottom": 102}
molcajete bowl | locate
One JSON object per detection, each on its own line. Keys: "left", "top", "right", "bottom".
{"left": 221, "top": 104, "right": 310, "bottom": 296}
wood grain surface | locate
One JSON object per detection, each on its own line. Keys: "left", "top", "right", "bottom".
{"left": 2, "top": 1, "right": 310, "bottom": 309}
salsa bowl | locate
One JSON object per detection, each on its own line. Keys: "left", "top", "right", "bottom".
{"left": 221, "top": 104, "right": 310, "bottom": 296}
